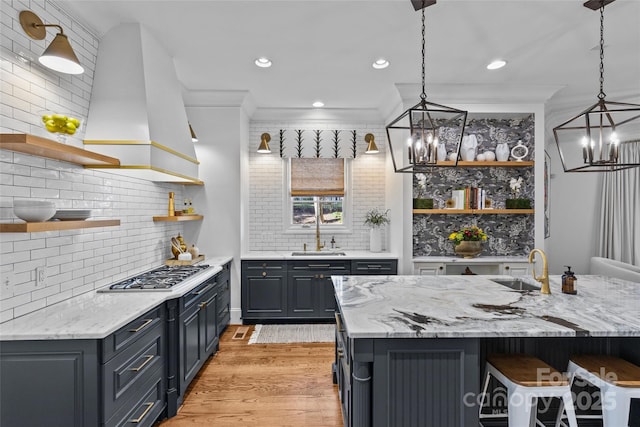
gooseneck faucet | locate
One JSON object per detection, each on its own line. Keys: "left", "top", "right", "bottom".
{"left": 528, "top": 248, "right": 550, "bottom": 294}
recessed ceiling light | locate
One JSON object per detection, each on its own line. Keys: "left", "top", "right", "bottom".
{"left": 312, "top": 101, "right": 324, "bottom": 108}
{"left": 487, "top": 59, "right": 507, "bottom": 70}
{"left": 372, "top": 58, "right": 390, "bottom": 69}
{"left": 254, "top": 57, "right": 272, "bottom": 68}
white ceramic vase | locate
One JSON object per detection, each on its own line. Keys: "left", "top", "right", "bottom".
{"left": 496, "top": 142, "right": 510, "bottom": 161}
{"left": 369, "top": 227, "right": 383, "bottom": 253}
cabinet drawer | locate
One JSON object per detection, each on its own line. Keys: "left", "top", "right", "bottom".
{"left": 351, "top": 259, "right": 397, "bottom": 275}
{"left": 181, "top": 276, "right": 217, "bottom": 311}
{"left": 103, "top": 306, "right": 165, "bottom": 361}
{"left": 289, "top": 260, "right": 350, "bottom": 271}
{"left": 105, "top": 373, "right": 165, "bottom": 427}
{"left": 103, "top": 322, "right": 164, "bottom": 420}
{"left": 242, "top": 260, "right": 285, "bottom": 271}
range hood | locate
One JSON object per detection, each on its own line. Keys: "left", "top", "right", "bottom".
{"left": 83, "top": 23, "right": 202, "bottom": 184}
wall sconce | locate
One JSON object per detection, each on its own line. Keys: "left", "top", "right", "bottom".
{"left": 189, "top": 123, "right": 198, "bottom": 143}
{"left": 257, "top": 133, "right": 271, "bottom": 153}
{"left": 19, "top": 10, "right": 84, "bottom": 75}
{"left": 364, "top": 133, "right": 379, "bottom": 154}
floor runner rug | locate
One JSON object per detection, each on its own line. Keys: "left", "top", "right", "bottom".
{"left": 248, "top": 324, "right": 334, "bottom": 344}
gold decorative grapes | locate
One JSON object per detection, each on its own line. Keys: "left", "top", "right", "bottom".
{"left": 41, "top": 114, "right": 81, "bottom": 135}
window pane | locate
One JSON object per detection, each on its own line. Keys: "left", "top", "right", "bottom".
{"left": 292, "top": 197, "right": 316, "bottom": 225}
{"left": 291, "top": 196, "right": 343, "bottom": 225}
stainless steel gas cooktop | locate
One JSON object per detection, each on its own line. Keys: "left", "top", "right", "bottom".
{"left": 100, "top": 265, "right": 210, "bottom": 292}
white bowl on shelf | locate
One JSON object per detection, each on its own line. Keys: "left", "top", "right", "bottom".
{"left": 13, "top": 199, "right": 56, "bottom": 222}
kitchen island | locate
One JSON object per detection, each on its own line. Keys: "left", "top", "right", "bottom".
{"left": 333, "top": 274, "right": 640, "bottom": 427}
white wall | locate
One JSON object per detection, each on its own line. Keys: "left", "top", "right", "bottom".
{"left": 185, "top": 106, "right": 244, "bottom": 324}
{"left": 246, "top": 122, "right": 388, "bottom": 252}
{"left": 544, "top": 106, "right": 601, "bottom": 275}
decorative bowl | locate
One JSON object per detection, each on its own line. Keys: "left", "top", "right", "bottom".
{"left": 13, "top": 199, "right": 56, "bottom": 222}
{"left": 40, "top": 111, "right": 82, "bottom": 143}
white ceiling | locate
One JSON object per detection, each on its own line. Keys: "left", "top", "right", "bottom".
{"left": 60, "top": 0, "right": 640, "bottom": 118}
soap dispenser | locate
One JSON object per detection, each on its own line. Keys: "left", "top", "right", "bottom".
{"left": 561, "top": 266, "right": 577, "bottom": 295}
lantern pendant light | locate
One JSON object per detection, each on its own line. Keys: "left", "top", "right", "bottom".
{"left": 385, "top": 0, "right": 467, "bottom": 173}
{"left": 553, "top": 0, "right": 640, "bottom": 172}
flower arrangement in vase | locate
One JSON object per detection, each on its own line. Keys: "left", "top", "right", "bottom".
{"left": 448, "top": 225, "right": 488, "bottom": 258}
{"left": 364, "top": 208, "right": 390, "bottom": 253}
{"left": 506, "top": 177, "right": 531, "bottom": 209}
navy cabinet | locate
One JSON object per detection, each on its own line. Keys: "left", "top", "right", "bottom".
{"left": 241, "top": 260, "right": 288, "bottom": 321}
{"left": 0, "top": 305, "right": 166, "bottom": 427}
{"left": 241, "top": 258, "right": 397, "bottom": 323}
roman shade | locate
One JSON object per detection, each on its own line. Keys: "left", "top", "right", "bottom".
{"left": 290, "top": 158, "right": 344, "bottom": 196}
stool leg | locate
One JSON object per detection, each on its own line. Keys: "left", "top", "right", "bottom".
{"left": 478, "top": 370, "right": 491, "bottom": 418}
{"left": 508, "top": 391, "right": 535, "bottom": 427}
{"left": 602, "top": 392, "right": 630, "bottom": 427}
{"left": 560, "top": 391, "right": 579, "bottom": 427}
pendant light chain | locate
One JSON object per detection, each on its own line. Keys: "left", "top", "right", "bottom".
{"left": 598, "top": 2, "right": 606, "bottom": 100}
{"left": 420, "top": 1, "right": 426, "bottom": 102}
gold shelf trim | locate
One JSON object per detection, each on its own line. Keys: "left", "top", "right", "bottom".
{"left": 84, "top": 139, "right": 199, "bottom": 164}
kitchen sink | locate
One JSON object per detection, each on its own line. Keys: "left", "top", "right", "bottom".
{"left": 490, "top": 278, "right": 539, "bottom": 292}
{"left": 291, "top": 251, "right": 346, "bottom": 256}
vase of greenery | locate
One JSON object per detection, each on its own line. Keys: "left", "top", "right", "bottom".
{"left": 364, "top": 208, "right": 390, "bottom": 252}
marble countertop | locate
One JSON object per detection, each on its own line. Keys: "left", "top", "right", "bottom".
{"left": 242, "top": 250, "right": 398, "bottom": 260}
{"left": 412, "top": 256, "right": 528, "bottom": 263}
{"left": 0, "top": 256, "right": 233, "bottom": 341}
{"left": 333, "top": 274, "right": 640, "bottom": 339}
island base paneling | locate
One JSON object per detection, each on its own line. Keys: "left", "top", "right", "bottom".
{"left": 337, "top": 334, "right": 640, "bottom": 427}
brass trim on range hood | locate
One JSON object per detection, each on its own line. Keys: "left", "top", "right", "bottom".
{"left": 86, "top": 164, "right": 204, "bottom": 185}
{"left": 84, "top": 140, "right": 200, "bottom": 165}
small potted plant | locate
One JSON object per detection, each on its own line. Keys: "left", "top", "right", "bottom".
{"left": 413, "top": 173, "right": 434, "bottom": 209}
{"left": 364, "top": 208, "right": 390, "bottom": 252}
{"left": 505, "top": 177, "right": 531, "bottom": 209}
{"left": 448, "top": 225, "right": 488, "bottom": 258}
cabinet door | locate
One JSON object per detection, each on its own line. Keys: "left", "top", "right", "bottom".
{"left": 318, "top": 274, "right": 337, "bottom": 315}
{"left": 243, "top": 274, "right": 287, "bottom": 317}
{"left": 288, "top": 273, "right": 316, "bottom": 316}
{"left": 0, "top": 340, "right": 99, "bottom": 427}
{"left": 414, "top": 262, "right": 446, "bottom": 275}
{"left": 202, "top": 291, "right": 219, "bottom": 354}
{"left": 502, "top": 262, "right": 530, "bottom": 276}
{"left": 242, "top": 261, "right": 287, "bottom": 319}
{"left": 180, "top": 305, "right": 202, "bottom": 390}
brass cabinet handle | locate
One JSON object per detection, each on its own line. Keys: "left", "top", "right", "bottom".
{"left": 439, "top": 266, "right": 444, "bottom": 270}
{"left": 334, "top": 313, "right": 345, "bottom": 332}
{"left": 308, "top": 264, "right": 330, "bottom": 268}
{"left": 129, "top": 318, "right": 153, "bottom": 333}
{"left": 367, "top": 264, "right": 382, "bottom": 269}
{"left": 129, "top": 354, "right": 154, "bottom": 372}
{"left": 199, "top": 302, "right": 207, "bottom": 309}
{"left": 337, "top": 348, "right": 344, "bottom": 358}
{"left": 130, "top": 402, "right": 154, "bottom": 423}
{"left": 262, "top": 271, "right": 267, "bottom": 277}
{"left": 505, "top": 265, "right": 510, "bottom": 270}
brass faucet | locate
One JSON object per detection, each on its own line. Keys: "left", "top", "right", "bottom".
{"left": 528, "top": 248, "right": 551, "bottom": 294}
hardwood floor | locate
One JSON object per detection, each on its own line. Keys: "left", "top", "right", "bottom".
{"left": 157, "top": 325, "right": 343, "bottom": 427}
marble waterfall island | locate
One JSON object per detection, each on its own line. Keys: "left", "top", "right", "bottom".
{"left": 332, "top": 274, "right": 640, "bottom": 427}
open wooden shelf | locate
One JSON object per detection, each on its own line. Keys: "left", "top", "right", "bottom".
{"left": 0, "top": 133, "right": 120, "bottom": 166}
{"left": 153, "top": 215, "right": 203, "bottom": 222}
{"left": 435, "top": 160, "right": 534, "bottom": 167}
{"left": 0, "top": 219, "right": 120, "bottom": 233}
{"left": 413, "top": 209, "right": 535, "bottom": 215}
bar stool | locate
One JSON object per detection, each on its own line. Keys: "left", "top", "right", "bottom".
{"left": 479, "top": 353, "right": 578, "bottom": 427}
{"left": 564, "top": 355, "right": 640, "bottom": 427}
